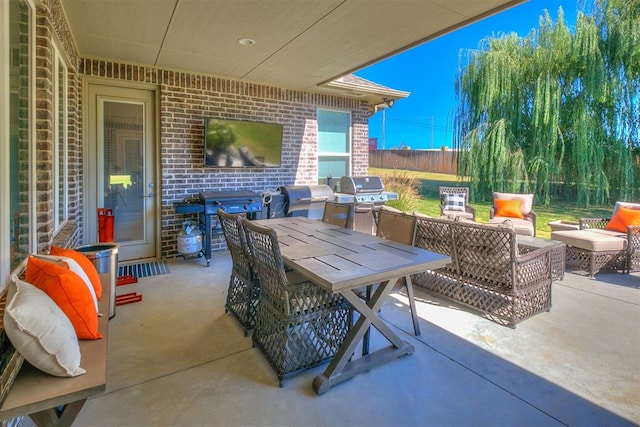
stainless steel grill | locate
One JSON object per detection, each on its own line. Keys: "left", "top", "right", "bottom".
{"left": 334, "top": 176, "right": 398, "bottom": 234}
{"left": 278, "top": 185, "right": 334, "bottom": 220}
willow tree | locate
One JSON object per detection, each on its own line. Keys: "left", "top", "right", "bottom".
{"left": 454, "top": 0, "right": 639, "bottom": 206}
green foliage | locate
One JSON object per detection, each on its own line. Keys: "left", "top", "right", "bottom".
{"left": 454, "top": 0, "right": 639, "bottom": 207}
{"left": 379, "top": 170, "right": 421, "bottom": 212}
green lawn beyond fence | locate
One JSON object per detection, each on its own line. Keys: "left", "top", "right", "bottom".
{"left": 369, "top": 167, "right": 612, "bottom": 240}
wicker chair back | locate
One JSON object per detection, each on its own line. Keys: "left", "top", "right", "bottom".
{"left": 241, "top": 218, "right": 351, "bottom": 385}
{"left": 322, "top": 202, "right": 352, "bottom": 228}
{"left": 376, "top": 209, "right": 416, "bottom": 245}
{"left": 374, "top": 209, "right": 421, "bottom": 335}
{"left": 218, "top": 209, "right": 259, "bottom": 334}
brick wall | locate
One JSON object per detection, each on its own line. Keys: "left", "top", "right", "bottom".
{"left": 79, "top": 61, "right": 371, "bottom": 258}
{"left": 34, "top": 0, "right": 82, "bottom": 253}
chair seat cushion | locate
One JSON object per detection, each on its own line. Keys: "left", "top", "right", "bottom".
{"left": 551, "top": 230, "right": 627, "bottom": 252}
{"left": 490, "top": 216, "right": 534, "bottom": 236}
{"left": 442, "top": 209, "right": 474, "bottom": 219}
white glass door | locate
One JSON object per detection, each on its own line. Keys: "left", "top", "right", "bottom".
{"left": 87, "top": 84, "right": 157, "bottom": 261}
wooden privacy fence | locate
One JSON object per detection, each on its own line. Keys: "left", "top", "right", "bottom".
{"left": 369, "top": 150, "right": 459, "bottom": 175}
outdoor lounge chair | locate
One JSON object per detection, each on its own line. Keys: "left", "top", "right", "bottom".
{"left": 489, "top": 192, "right": 537, "bottom": 236}
{"left": 439, "top": 186, "right": 476, "bottom": 220}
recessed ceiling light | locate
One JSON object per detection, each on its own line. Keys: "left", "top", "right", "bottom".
{"left": 238, "top": 38, "right": 256, "bottom": 46}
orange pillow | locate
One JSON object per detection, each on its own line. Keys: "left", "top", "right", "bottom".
{"left": 25, "top": 256, "right": 102, "bottom": 340}
{"left": 50, "top": 246, "right": 102, "bottom": 301}
{"left": 605, "top": 206, "right": 640, "bottom": 233}
{"left": 494, "top": 199, "right": 524, "bottom": 219}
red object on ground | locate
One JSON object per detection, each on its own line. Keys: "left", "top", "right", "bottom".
{"left": 97, "top": 208, "right": 115, "bottom": 242}
{"left": 115, "top": 292, "right": 142, "bottom": 306}
{"left": 116, "top": 275, "right": 138, "bottom": 286}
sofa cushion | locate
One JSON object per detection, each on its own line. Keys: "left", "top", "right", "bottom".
{"left": 442, "top": 209, "right": 474, "bottom": 219}
{"left": 50, "top": 246, "right": 103, "bottom": 301}
{"left": 612, "top": 201, "right": 640, "bottom": 216}
{"left": 551, "top": 230, "right": 627, "bottom": 252}
{"left": 493, "top": 192, "right": 533, "bottom": 216}
{"left": 605, "top": 206, "right": 640, "bottom": 233}
{"left": 494, "top": 199, "right": 524, "bottom": 219}
{"left": 443, "top": 193, "right": 465, "bottom": 212}
{"left": 25, "top": 256, "right": 103, "bottom": 340}
{"left": 4, "top": 278, "right": 86, "bottom": 377}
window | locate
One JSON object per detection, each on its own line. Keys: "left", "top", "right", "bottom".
{"left": 53, "top": 44, "right": 68, "bottom": 229}
{"left": 2, "top": 0, "right": 34, "bottom": 281}
{"left": 317, "top": 109, "right": 351, "bottom": 182}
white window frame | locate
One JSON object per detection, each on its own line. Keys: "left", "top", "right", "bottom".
{"left": 1, "top": 0, "right": 36, "bottom": 290}
{"left": 317, "top": 108, "right": 352, "bottom": 181}
{"left": 53, "top": 41, "right": 68, "bottom": 230}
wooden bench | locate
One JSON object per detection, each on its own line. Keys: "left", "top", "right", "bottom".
{"left": 0, "top": 272, "right": 109, "bottom": 427}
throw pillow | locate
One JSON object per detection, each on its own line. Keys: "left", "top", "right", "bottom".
{"left": 605, "top": 206, "right": 640, "bottom": 233}
{"left": 493, "top": 192, "right": 533, "bottom": 216}
{"left": 32, "top": 254, "right": 99, "bottom": 313}
{"left": 50, "top": 246, "right": 102, "bottom": 300}
{"left": 443, "top": 193, "right": 466, "bottom": 212}
{"left": 494, "top": 199, "right": 524, "bottom": 219}
{"left": 4, "top": 278, "right": 86, "bottom": 377}
{"left": 25, "top": 256, "right": 103, "bottom": 339}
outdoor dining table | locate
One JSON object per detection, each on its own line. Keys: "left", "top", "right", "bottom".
{"left": 252, "top": 216, "right": 450, "bottom": 394}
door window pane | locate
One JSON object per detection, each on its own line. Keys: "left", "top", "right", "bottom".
{"left": 103, "top": 101, "right": 145, "bottom": 243}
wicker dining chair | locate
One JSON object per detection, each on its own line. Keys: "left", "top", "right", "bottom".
{"left": 375, "top": 209, "right": 421, "bottom": 336}
{"left": 439, "top": 186, "right": 476, "bottom": 220}
{"left": 218, "top": 210, "right": 259, "bottom": 336}
{"left": 322, "top": 201, "right": 352, "bottom": 228}
{"left": 241, "top": 218, "right": 351, "bottom": 386}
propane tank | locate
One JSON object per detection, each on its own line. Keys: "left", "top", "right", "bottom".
{"left": 177, "top": 221, "right": 203, "bottom": 257}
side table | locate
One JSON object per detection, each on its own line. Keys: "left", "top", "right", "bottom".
{"left": 517, "top": 235, "right": 566, "bottom": 281}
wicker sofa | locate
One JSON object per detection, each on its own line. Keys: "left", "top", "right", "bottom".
{"left": 550, "top": 202, "right": 640, "bottom": 276}
{"left": 411, "top": 215, "right": 553, "bottom": 327}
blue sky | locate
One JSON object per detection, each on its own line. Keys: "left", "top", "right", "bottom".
{"left": 357, "top": 0, "right": 579, "bottom": 150}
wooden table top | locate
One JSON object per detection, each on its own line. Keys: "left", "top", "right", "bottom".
{"left": 253, "top": 217, "right": 450, "bottom": 293}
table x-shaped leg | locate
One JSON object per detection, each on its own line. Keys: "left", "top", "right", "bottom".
{"left": 312, "top": 277, "right": 415, "bottom": 394}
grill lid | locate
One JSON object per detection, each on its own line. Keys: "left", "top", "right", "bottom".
{"left": 198, "top": 190, "right": 260, "bottom": 203}
{"left": 279, "top": 185, "right": 333, "bottom": 215}
{"left": 340, "top": 176, "right": 385, "bottom": 194}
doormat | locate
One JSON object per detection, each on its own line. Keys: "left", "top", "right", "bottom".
{"left": 117, "top": 261, "right": 170, "bottom": 278}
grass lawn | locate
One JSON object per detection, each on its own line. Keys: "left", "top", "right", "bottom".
{"left": 369, "top": 167, "right": 612, "bottom": 240}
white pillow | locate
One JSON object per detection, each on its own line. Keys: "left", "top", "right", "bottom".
{"left": 4, "top": 277, "right": 86, "bottom": 377}
{"left": 34, "top": 253, "right": 99, "bottom": 313}
{"left": 443, "top": 193, "right": 466, "bottom": 212}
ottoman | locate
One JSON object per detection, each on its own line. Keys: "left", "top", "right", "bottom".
{"left": 550, "top": 229, "right": 627, "bottom": 276}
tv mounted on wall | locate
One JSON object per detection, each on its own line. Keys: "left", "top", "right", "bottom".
{"left": 204, "top": 117, "right": 283, "bottom": 168}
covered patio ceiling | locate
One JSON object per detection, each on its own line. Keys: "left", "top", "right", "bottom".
{"left": 61, "top": 0, "right": 525, "bottom": 105}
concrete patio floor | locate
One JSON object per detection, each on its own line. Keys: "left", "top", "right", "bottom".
{"left": 72, "top": 252, "right": 639, "bottom": 426}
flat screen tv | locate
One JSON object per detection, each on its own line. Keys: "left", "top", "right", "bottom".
{"left": 204, "top": 117, "right": 283, "bottom": 168}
